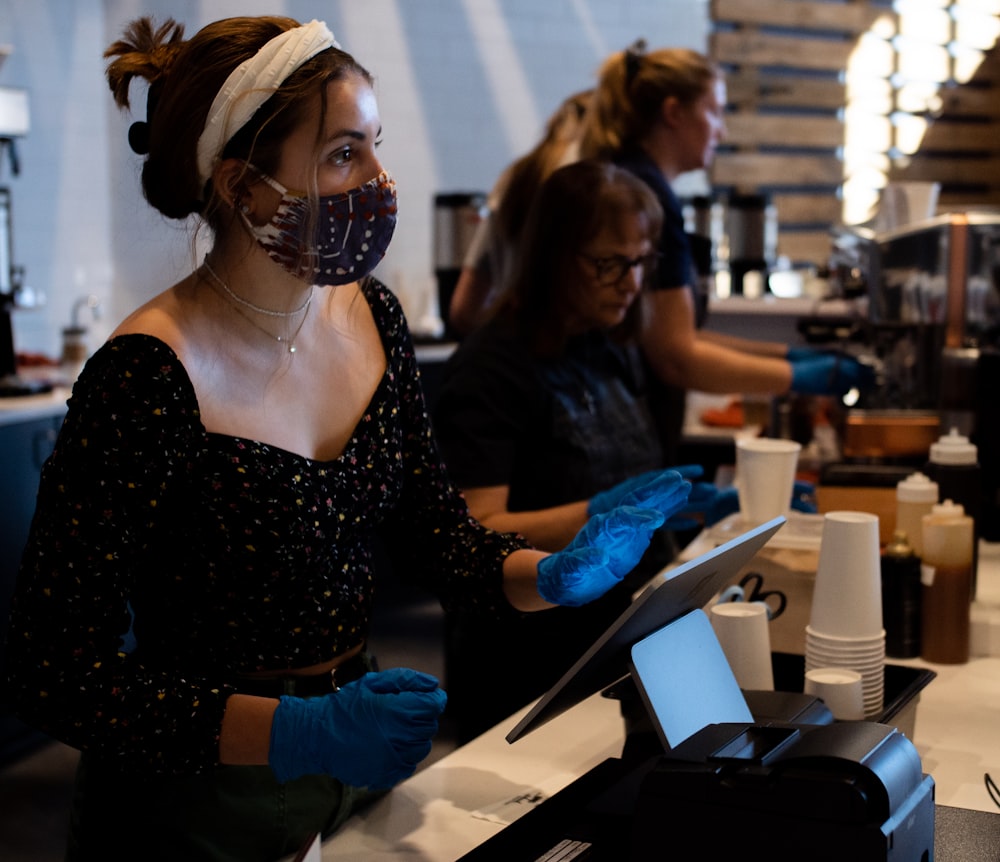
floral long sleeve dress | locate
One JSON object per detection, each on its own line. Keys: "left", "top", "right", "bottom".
{"left": 4, "top": 278, "right": 527, "bottom": 778}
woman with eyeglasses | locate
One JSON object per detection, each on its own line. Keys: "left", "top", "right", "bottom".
{"left": 580, "top": 44, "right": 873, "bottom": 465}
{"left": 433, "top": 159, "right": 717, "bottom": 742}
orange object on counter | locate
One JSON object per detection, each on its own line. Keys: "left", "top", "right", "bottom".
{"left": 700, "top": 398, "right": 744, "bottom": 428}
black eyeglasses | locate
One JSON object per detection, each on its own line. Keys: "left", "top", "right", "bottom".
{"left": 578, "top": 252, "right": 660, "bottom": 286}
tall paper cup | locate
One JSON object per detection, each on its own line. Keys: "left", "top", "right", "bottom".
{"left": 809, "top": 511, "right": 883, "bottom": 638}
{"left": 735, "top": 438, "right": 801, "bottom": 524}
{"left": 710, "top": 602, "right": 774, "bottom": 690}
{"left": 804, "top": 667, "right": 865, "bottom": 720}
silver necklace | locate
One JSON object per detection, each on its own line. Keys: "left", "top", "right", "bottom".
{"left": 227, "top": 298, "right": 311, "bottom": 354}
{"left": 202, "top": 263, "right": 312, "bottom": 354}
{"left": 202, "top": 257, "right": 311, "bottom": 318}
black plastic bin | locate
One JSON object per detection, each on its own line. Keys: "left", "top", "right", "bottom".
{"left": 611, "top": 651, "right": 936, "bottom": 761}
{"left": 771, "top": 651, "right": 936, "bottom": 735}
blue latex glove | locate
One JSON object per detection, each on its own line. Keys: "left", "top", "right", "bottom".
{"left": 587, "top": 468, "right": 694, "bottom": 519}
{"left": 668, "top": 480, "right": 725, "bottom": 530}
{"left": 786, "top": 345, "right": 826, "bottom": 362}
{"left": 703, "top": 480, "right": 818, "bottom": 526}
{"left": 790, "top": 354, "right": 875, "bottom": 396}
{"left": 791, "top": 479, "right": 818, "bottom": 513}
{"left": 785, "top": 346, "right": 819, "bottom": 362}
{"left": 703, "top": 487, "right": 740, "bottom": 526}
{"left": 537, "top": 506, "right": 666, "bottom": 607}
{"left": 268, "top": 668, "right": 447, "bottom": 788}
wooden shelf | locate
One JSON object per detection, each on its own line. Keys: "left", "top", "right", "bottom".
{"left": 709, "top": 0, "right": 1000, "bottom": 265}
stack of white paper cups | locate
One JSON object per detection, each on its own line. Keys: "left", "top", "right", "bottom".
{"left": 805, "top": 511, "right": 885, "bottom": 717}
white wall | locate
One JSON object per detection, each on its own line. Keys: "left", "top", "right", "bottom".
{"left": 0, "top": 0, "right": 114, "bottom": 357}
{"left": 0, "top": 0, "right": 709, "bottom": 356}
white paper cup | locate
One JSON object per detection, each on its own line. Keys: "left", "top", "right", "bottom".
{"left": 710, "top": 602, "right": 774, "bottom": 690}
{"left": 809, "top": 511, "right": 883, "bottom": 639}
{"left": 804, "top": 646, "right": 885, "bottom": 718}
{"left": 735, "top": 438, "right": 801, "bottom": 525}
{"left": 804, "top": 667, "right": 865, "bottom": 720}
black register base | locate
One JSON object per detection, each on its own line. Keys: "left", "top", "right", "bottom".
{"left": 460, "top": 656, "right": 964, "bottom": 862}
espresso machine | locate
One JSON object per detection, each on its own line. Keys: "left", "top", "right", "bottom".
{"left": 823, "top": 212, "right": 1000, "bottom": 539}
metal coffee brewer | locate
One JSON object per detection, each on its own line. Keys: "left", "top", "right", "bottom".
{"left": 724, "top": 192, "right": 778, "bottom": 298}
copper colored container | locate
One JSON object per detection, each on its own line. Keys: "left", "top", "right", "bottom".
{"left": 841, "top": 410, "right": 941, "bottom": 460}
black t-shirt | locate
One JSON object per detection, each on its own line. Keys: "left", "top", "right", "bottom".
{"left": 615, "top": 148, "right": 712, "bottom": 462}
{"left": 434, "top": 320, "right": 666, "bottom": 511}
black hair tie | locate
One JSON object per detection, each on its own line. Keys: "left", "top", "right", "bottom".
{"left": 128, "top": 121, "right": 150, "bottom": 155}
{"left": 625, "top": 38, "right": 647, "bottom": 88}
{"left": 128, "top": 83, "right": 160, "bottom": 156}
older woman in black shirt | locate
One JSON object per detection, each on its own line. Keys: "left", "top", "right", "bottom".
{"left": 434, "top": 159, "right": 714, "bottom": 741}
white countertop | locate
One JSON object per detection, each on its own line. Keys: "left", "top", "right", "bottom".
{"left": 707, "top": 295, "right": 857, "bottom": 318}
{"left": 0, "top": 386, "right": 70, "bottom": 426}
{"left": 320, "top": 690, "right": 624, "bottom": 861}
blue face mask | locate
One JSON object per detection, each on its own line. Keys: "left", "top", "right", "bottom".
{"left": 244, "top": 169, "right": 398, "bottom": 285}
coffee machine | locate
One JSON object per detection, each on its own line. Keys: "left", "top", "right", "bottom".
{"left": 832, "top": 212, "right": 1000, "bottom": 538}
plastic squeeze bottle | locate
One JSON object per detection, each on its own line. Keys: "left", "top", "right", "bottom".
{"left": 920, "top": 500, "right": 973, "bottom": 664}
{"left": 925, "top": 428, "right": 981, "bottom": 597}
{"left": 895, "top": 472, "right": 938, "bottom": 559}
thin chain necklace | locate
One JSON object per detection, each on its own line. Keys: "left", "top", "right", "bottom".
{"left": 202, "top": 256, "right": 311, "bottom": 317}
{"left": 202, "top": 262, "right": 313, "bottom": 354}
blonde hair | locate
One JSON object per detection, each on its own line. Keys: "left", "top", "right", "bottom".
{"left": 580, "top": 45, "right": 719, "bottom": 160}
{"left": 493, "top": 90, "right": 592, "bottom": 254}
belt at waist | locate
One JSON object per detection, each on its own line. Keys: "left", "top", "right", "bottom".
{"left": 234, "top": 651, "right": 375, "bottom": 699}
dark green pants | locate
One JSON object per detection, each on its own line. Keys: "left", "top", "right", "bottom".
{"left": 65, "top": 753, "right": 381, "bottom": 862}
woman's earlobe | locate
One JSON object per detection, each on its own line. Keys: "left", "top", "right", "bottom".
{"left": 212, "top": 158, "right": 252, "bottom": 212}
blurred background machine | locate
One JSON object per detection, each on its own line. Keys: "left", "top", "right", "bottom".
{"left": 814, "top": 211, "right": 1000, "bottom": 540}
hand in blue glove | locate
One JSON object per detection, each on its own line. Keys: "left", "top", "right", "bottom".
{"left": 667, "top": 479, "right": 725, "bottom": 530}
{"left": 269, "top": 668, "right": 447, "bottom": 788}
{"left": 791, "top": 479, "right": 818, "bottom": 513}
{"left": 790, "top": 354, "right": 875, "bottom": 396}
{"left": 703, "top": 486, "right": 740, "bottom": 526}
{"left": 787, "top": 345, "right": 853, "bottom": 363}
{"left": 587, "top": 468, "right": 694, "bottom": 519}
{"left": 786, "top": 345, "right": 819, "bottom": 363}
{"left": 537, "top": 506, "right": 666, "bottom": 607}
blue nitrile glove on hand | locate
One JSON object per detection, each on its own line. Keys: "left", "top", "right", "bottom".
{"left": 787, "top": 345, "right": 825, "bottom": 363}
{"left": 587, "top": 466, "right": 722, "bottom": 532}
{"left": 587, "top": 467, "right": 695, "bottom": 519}
{"left": 703, "top": 480, "right": 818, "bottom": 526}
{"left": 669, "top": 468, "right": 725, "bottom": 530}
{"left": 790, "top": 353, "right": 875, "bottom": 396}
{"left": 791, "top": 479, "right": 818, "bottom": 513}
{"left": 537, "top": 506, "right": 667, "bottom": 607}
{"left": 268, "top": 668, "right": 447, "bottom": 788}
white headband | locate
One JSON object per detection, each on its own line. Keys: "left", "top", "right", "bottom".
{"left": 195, "top": 19, "right": 339, "bottom": 193}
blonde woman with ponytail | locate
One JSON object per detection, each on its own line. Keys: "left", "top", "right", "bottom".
{"left": 581, "top": 43, "right": 872, "bottom": 464}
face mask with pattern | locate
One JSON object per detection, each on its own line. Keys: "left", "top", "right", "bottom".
{"left": 243, "top": 168, "right": 398, "bottom": 285}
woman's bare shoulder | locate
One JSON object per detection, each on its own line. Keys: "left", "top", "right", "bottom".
{"left": 111, "top": 280, "right": 195, "bottom": 353}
